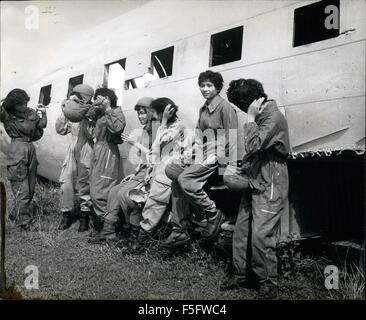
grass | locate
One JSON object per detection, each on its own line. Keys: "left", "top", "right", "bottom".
{"left": 0, "top": 166, "right": 364, "bottom": 300}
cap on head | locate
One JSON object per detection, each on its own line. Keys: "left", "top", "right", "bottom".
{"left": 73, "top": 84, "right": 94, "bottom": 98}
{"left": 135, "top": 97, "right": 154, "bottom": 108}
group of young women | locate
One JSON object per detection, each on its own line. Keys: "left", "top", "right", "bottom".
{"left": 0, "top": 69, "right": 290, "bottom": 298}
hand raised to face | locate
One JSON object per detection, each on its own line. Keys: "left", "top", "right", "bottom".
{"left": 247, "top": 97, "right": 266, "bottom": 118}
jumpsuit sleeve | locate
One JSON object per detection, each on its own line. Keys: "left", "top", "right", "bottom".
{"left": 244, "top": 112, "right": 280, "bottom": 154}
{"left": 148, "top": 122, "right": 184, "bottom": 164}
{"left": 33, "top": 110, "right": 46, "bottom": 141}
{"left": 79, "top": 119, "right": 95, "bottom": 141}
{"left": 37, "top": 111, "right": 47, "bottom": 129}
{"left": 218, "top": 104, "right": 238, "bottom": 163}
{"left": 193, "top": 113, "right": 204, "bottom": 156}
{"left": 55, "top": 114, "right": 71, "bottom": 135}
{"left": 104, "top": 107, "right": 126, "bottom": 134}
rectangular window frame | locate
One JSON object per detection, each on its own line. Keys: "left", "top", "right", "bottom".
{"left": 209, "top": 25, "right": 244, "bottom": 67}
{"left": 38, "top": 84, "right": 52, "bottom": 106}
{"left": 67, "top": 74, "right": 84, "bottom": 99}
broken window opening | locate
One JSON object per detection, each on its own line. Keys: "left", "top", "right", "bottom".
{"left": 104, "top": 59, "right": 126, "bottom": 87}
{"left": 293, "top": 0, "right": 340, "bottom": 47}
{"left": 67, "top": 74, "right": 84, "bottom": 98}
{"left": 210, "top": 26, "right": 243, "bottom": 67}
{"left": 124, "top": 68, "right": 159, "bottom": 90}
{"left": 104, "top": 59, "right": 126, "bottom": 104}
{"left": 151, "top": 46, "right": 174, "bottom": 78}
{"left": 38, "top": 84, "right": 52, "bottom": 106}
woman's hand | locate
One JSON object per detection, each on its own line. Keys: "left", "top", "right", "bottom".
{"left": 161, "top": 103, "right": 176, "bottom": 126}
{"left": 247, "top": 97, "right": 266, "bottom": 122}
{"left": 121, "top": 133, "right": 138, "bottom": 145}
{"left": 69, "top": 95, "right": 80, "bottom": 102}
{"left": 36, "top": 105, "right": 47, "bottom": 118}
{"left": 94, "top": 95, "right": 111, "bottom": 110}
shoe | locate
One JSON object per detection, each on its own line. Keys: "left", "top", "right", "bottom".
{"left": 88, "top": 219, "right": 116, "bottom": 244}
{"left": 257, "top": 280, "right": 279, "bottom": 300}
{"left": 116, "top": 238, "right": 130, "bottom": 249}
{"left": 202, "top": 209, "right": 224, "bottom": 240}
{"left": 87, "top": 212, "right": 103, "bottom": 236}
{"left": 78, "top": 211, "right": 90, "bottom": 232}
{"left": 129, "top": 228, "right": 153, "bottom": 253}
{"left": 58, "top": 211, "right": 73, "bottom": 230}
{"left": 160, "top": 228, "right": 190, "bottom": 248}
{"left": 220, "top": 274, "right": 249, "bottom": 291}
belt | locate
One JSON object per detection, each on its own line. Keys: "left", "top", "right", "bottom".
{"left": 11, "top": 137, "right": 32, "bottom": 142}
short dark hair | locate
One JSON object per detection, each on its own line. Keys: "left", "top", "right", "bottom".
{"left": 198, "top": 70, "right": 224, "bottom": 92}
{"left": 151, "top": 97, "right": 178, "bottom": 124}
{"left": 226, "top": 78, "right": 267, "bottom": 112}
{"left": 1, "top": 89, "right": 30, "bottom": 114}
{"left": 94, "top": 88, "right": 118, "bottom": 108}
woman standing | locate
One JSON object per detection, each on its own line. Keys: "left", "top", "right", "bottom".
{"left": 87, "top": 88, "right": 126, "bottom": 233}
{"left": 55, "top": 84, "right": 95, "bottom": 232}
{"left": 0, "top": 89, "right": 47, "bottom": 230}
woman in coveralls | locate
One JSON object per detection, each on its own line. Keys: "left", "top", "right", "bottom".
{"left": 87, "top": 88, "right": 126, "bottom": 234}
{"left": 221, "top": 79, "right": 290, "bottom": 299}
{"left": 0, "top": 89, "right": 47, "bottom": 230}
{"left": 129, "top": 97, "right": 186, "bottom": 252}
{"left": 161, "top": 70, "right": 238, "bottom": 248}
{"left": 88, "top": 97, "right": 154, "bottom": 244}
{"left": 55, "top": 84, "right": 95, "bottom": 232}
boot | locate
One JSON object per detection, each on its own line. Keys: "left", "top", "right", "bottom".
{"left": 129, "top": 227, "right": 153, "bottom": 253}
{"left": 160, "top": 227, "right": 190, "bottom": 248}
{"left": 116, "top": 224, "right": 131, "bottom": 249}
{"left": 78, "top": 210, "right": 90, "bottom": 232}
{"left": 220, "top": 273, "right": 250, "bottom": 291}
{"left": 58, "top": 211, "right": 73, "bottom": 230}
{"left": 88, "top": 219, "right": 116, "bottom": 244}
{"left": 202, "top": 209, "right": 224, "bottom": 240}
{"left": 258, "top": 280, "right": 279, "bottom": 300}
{"left": 88, "top": 212, "right": 104, "bottom": 236}
{"left": 126, "top": 225, "right": 141, "bottom": 248}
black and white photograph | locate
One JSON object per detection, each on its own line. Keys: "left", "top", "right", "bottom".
{"left": 0, "top": 0, "right": 365, "bottom": 307}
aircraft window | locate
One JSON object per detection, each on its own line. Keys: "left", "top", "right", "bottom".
{"left": 104, "top": 59, "right": 126, "bottom": 87}
{"left": 67, "top": 74, "right": 84, "bottom": 98}
{"left": 151, "top": 46, "right": 174, "bottom": 78}
{"left": 38, "top": 84, "right": 52, "bottom": 106}
{"left": 124, "top": 69, "right": 159, "bottom": 90}
{"left": 293, "top": 0, "right": 340, "bottom": 47}
{"left": 210, "top": 26, "right": 243, "bottom": 67}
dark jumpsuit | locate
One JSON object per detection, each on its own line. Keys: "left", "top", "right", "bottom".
{"left": 89, "top": 106, "right": 126, "bottom": 217}
{"left": 0, "top": 105, "right": 47, "bottom": 227}
{"left": 224, "top": 100, "right": 290, "bottom": 284}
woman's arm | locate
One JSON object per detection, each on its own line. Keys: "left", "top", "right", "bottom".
{"left": 105, "top": 107, "right": 126, "bottom": 134}
{"left": 55, "top": 113, "right": 70, "bottom": 135}
{"left": 121, "top": 132, "right": 150, "bottom": 155}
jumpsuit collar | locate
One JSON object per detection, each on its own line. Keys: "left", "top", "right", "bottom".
{"left": 203, "top": 94, "right": 222, "bottom": 113}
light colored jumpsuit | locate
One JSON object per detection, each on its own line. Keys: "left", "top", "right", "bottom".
{"left": 104, "top": 126, "right": 152, "bottom": 225}
{"left": 223, "top": 100, "right": 290, "bottom": 284}
{"left": 89, "top": 106, "right": 126, "bottom": 217}
{"left": 55, "top": 113, "right": 94, "bottom": 213}
{"left": 139, "top": 119, "right": 186, "bottom": 233}
{"left": 0, "top": 105, "right": 47, "bottom": 227}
